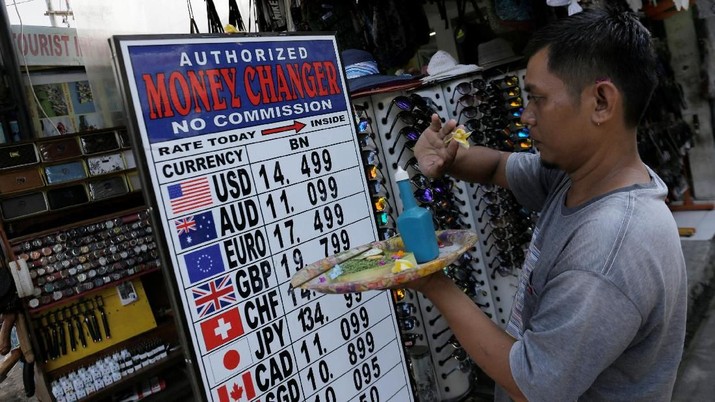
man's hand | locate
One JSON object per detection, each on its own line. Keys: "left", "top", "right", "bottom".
{"left": 414, "top": 114, "right": 460, "bottom": 179}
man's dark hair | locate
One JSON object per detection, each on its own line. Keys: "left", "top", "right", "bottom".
{"left": 524, "top": 8, "right": 658, "bottom": 128}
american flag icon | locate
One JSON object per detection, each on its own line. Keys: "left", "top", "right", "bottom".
{"left": 167, "top": 177, "right": 212, "bottom": 215}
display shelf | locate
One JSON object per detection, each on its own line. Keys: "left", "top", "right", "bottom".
{"left": 5, "top": 205, "right": 148, "bottom": 245}
{"left": 75, "top": 349, "right": 184, "bottom": 402}
{"left": 46, "top": 319, "right": 177, "bottom": 377}
{"left": 2, "top": 191, "right": 145, "bottom": 239}
{"left": 27, "top": 266, "right": 160, "bottom": 314}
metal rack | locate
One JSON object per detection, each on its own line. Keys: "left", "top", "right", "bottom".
{"left": 350, "top": 69, "right": 535, "bottom": 400}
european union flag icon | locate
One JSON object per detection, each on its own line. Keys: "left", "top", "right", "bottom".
{"left": 175, "top": 211, "right": 218, "bottom": 250}
{"left": 184, "top": 243, "right": 225, "bottom": 284}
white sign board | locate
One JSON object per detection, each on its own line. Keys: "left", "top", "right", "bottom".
{"left": 112, "top": 34, "right": 414, "bottom": 402}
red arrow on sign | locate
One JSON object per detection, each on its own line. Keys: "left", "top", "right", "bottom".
{"left": 261, "top": 120, "right": 306, "bottom": 136}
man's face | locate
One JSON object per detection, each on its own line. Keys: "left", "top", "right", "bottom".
{"left": 521, "top": 48, "right": 592, "bottom": 171}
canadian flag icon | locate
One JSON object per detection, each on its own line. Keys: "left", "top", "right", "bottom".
{"left": 216, "top": 371, "right": 256, "bottom": 402}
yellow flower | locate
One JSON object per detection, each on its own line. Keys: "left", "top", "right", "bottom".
{"left": 444, "top": 128, "right": 470, "bottom": 149}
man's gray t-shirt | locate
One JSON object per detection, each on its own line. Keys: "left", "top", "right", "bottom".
{"left": 495, "top": 153, "right": 687, "bottom": 402}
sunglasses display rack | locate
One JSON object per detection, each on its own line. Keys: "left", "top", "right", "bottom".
{"left": 350, "top": 84, "right": 482, "bottom": 401}
{"left": 445, "top": 71, "right": 539, "bottom": 327}
{"left": 348, "top": 69, "right": 535, "bottom": 400}
{"left": 352, "top": 103, "right": 401, "bottom": 242}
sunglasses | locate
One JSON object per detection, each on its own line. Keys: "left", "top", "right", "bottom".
{"left": 375, "top": 211, "right": 395, "bottom": 227}
{"left": 457, "top": 106, "right": 482, "bottom": 123}
{"left": 368, "top": 181, "right": 387, "bottom": 196}
{"left": 438, "top": 348, "right": 469, "bottom": 366}
{"left": 464, "top": 119, "right": 484, "bottom": 132}
{"left": 477, "top": 204, "right": 502, "bottom": 223}
{"left": 455, "top": 92, "right": 487, "bottom": 109}
{"left": 365, "top": 164, "right": 385, "bottom": 182}
{"left": 435, "top": 334, "right": 461, "bottom": 353}
{"left": 400, "top": 332, "right": 421, "bottom": 349}
{"left": 362, "top": 149, "right": 380, "bottom": 167}
{"left": 451, "top": 78, "right": 487, "bottom": 102}
{"left": 391, "top": 137, "right": 421, "bottom": 169}
{"left": 399, "top": 157, "right": 420, "bottom": 174}
{"left": 382, "top": 94, "right": 437, "bottom": 125}
{"left": 358, "top": 132, "right": 378, "bottom": 149}
{"left": 472, "top": 188, "right": 500, "bottom": 204}
{"left": 492, "top": 75, "right": 519, "bottom": 89}
{"left": 395, "top": 302, "right": 417, "bottom": 319}
{"left": 398, "top": 316, "right": 420, "bottom": 331}
{"left": 386, "top": 110, "right": 431, "bottom": 140}
{"left": 373, "top": 196, "right": 390, "bottom": 212}
{"left": 379, "top": 227, "right": 398, "bottom": 240}
{"left": 388, "top": 126, "right": 422, "bottom": 154}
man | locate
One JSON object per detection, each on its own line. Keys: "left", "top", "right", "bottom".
{"left": 411, "top": 8, "right": 687, "bottom": 402}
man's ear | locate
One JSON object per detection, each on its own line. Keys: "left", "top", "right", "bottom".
{"left": 591, "top": 80, "right": 619, "bottom": 126}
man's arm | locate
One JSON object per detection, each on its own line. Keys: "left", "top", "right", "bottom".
{"left": 417, "top": 273, "right": 526, "bottom": 402}
{"left": 449, "top": 145, "right": 511, "bottom": 189}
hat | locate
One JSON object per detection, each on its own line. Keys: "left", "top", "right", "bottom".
{"left": 421, "top": 50, "right": 481, "bottom": 83}
{"left": 477, "top": 38, "right": 524, "bottom": 70}
{"left": 342, "top": 49, "right": 416, "bottom": 93}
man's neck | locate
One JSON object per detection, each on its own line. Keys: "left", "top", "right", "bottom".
{"left": 565, "top": 142, "right": 650, "bottom": 208}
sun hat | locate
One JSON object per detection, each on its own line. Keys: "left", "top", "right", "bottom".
{"left": 342, "top": 49, "right": 417, "bottom": 93}
{"left": 477, "top": 38, "right": 524, "bottom": 70}
{"left": 421, "top": 50, "right": 481, "bottom": 83}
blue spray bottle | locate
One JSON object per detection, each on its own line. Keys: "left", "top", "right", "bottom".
{"left": 394, "top": 166, "right": 439, "bottom": 263}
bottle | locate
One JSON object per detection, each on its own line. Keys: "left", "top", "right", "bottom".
{"left": 394, "top": 166, "right": 439, "bottom": 263}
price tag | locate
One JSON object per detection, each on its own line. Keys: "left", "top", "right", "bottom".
{"left": 114, "top": 34, "right": 414, "bottom": 401}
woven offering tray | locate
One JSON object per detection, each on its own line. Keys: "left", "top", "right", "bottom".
{"left": 290, "top": 229, "right": 478, "bottom": 294}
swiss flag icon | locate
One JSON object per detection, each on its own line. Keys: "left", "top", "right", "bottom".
{"left": 216, "top": 371, "right": 256, "bottom": 402}
{"left": 200, "top": 307, "right": 245, "bottom": 352}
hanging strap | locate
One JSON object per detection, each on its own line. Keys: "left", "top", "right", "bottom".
{"left": 229, "top": 0, "right": 246, "bottom": 31}
{"left": 206, "top": 0, "right": 225, "bottom": 33}
{"left": 187, "top": 0, "right": 200, "bottom": 33}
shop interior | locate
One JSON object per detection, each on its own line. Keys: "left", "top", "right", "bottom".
{"left": 1, "top": 0, "right": 715, "bottom": 401}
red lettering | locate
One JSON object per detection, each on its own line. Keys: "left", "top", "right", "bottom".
{"left": 255, "top": 66, "right": 278, "bottom": 104}
{"left": 142, "top": 73, "right": 174, "bottom": 119}
{"left": 312, "top": 62, "right": 328, "bottom": 96}
{"left": 274, "top": 65, "right": 294, "bottom": 102}
{"left": 285, "top": 64, "right": 305, "bottom": 99}
{"left": 205, "top": 69, "right": 227, "bottom": 111}
{"left": 187, "top": 70, "right": 211, "bottom": 113}
{"left": 52, "top": 35, "right": 63, "bottom": 56}
{"left": 301, "top": 63, "right": 317, "bottom": 98}
{"left": 244, "top": 67, "right": 261, "bottom": 106}
{"left": 168, "top": 71, "right": 191, "bottom": 116}
{"left": 39, "top": 34, "right": 49, "bottom": 57}
{"left": 324, "top": 62, "right": 340, "bottom": 95}
{"left": 219, "top": 68, "right": 242, "bottom": 108}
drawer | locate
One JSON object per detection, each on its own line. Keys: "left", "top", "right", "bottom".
{"left": 37, "top": 137, "right": 82, "bottom": 162}
{"left": 0, "top": 192, "right": 48, "bottom": 220}
{"left": 88, "top": 176, "right": 129, "bottom": 200}
{"left": 44, "top": 161, "right": 87, "bottom": 185}
{"left": 0, "top": 144, "right": 38, "bottom": 170}
{"left": 79, "top": 131, "right": 119, "bottom": 154}
{"left": 46, "top": 185, "right": 89, "bottom": 210}
{"left": 87, "top": 153, "right": 126, "bottom": 176}
{"left": 0, "top": 168, "right": 44, "bottom": 194}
